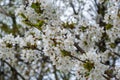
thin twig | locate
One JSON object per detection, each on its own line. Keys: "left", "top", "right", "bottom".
{"left": 69, "top": 54, "right": 85, "bottom": 63}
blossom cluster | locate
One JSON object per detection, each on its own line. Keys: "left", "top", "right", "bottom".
{"left": 0, "top": 0, "right": 120, "bottom": 80}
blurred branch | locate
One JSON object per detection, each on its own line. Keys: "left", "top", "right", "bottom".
{"left": 0, "top": 60, "right": 4, "bottom": 80}
{"left": 2, "top": 60, "right": 25, "bottom": 80}
{"left": 74, "top": 42, "right": 86, "bottom": 54}
{"left": 69, "top": 54, "right": 85, "bottom": 63}
{"left": 114, "top": 52, "right": 120, "bottom": 57}
{"left": 53, "top": 65, "right": 58, "bottom": 80}
{"left": 0, "top": 5, "right": 9, "bottom": 16}
{"left": 69, "top": 2, "right": 78, "bottom": 15}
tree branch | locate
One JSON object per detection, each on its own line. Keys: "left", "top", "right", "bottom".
{"left": 2, "top": 60, "right": 25, "bottom": 80}
{"left": 53, "top": 65, "right": 59, "bottom": 80}
{"left": 74, "top": 42, "right": 86, "bottom": 54}
{"left": 69, "top": 2, "right": 78, "bottom": 15}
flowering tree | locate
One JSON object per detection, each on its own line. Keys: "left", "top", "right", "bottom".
{"left": 0, "top": 0, "right": 120, "bottom": 80}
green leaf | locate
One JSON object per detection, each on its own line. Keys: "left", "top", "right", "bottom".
{"left": 83, "top": 41, "right": 88, "bottom": 45}
{"left": 62, "top": 22, "right": 75, "bottom": 29}
{"left": 22, "top": 18, "right": 45, "bottom": 30}
{"left": 22, "top": 19, "right": 34, "bottom": 26}
{"left": 105, "top": 24, "right": 113, "bottom": 30}
{"left": 109, "top": 43, "right": 116, "bottom": 48}
{"left": 101, "top": 32, "right": 109, "bottom": 41}
{"left": 80, "top": 26, "right": 87, "bottom": 32}
{"left": 61, "top": 50, "right": 70, "bottom": 57}
{"left": 6, "top": 43, "right": 12, "bottom": 48}
{"left": 31, "top": 2, "right": 43, "bottom": 14}
{"left": 34, "top": 20, "right": 45, "bottom": 30}
{"left": 19, "top": 13, "right": 27, "bottom": 19}
{"left": 85, "top": 72, "right": 90, "bottom": 77}
{"left": 25, "top": 42, "right": 37, "bottom": 50}
{"left": 35, "top": 20, "right": 44, "bottom": 27}
{"left": 83, "top": 60, "right": 94, "bottom": 72}
{"left": 105, "top": 69, "right": 113, "bottom": 76}
{"left": 0, "top": 23, "right": 19, "bottom": 35}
